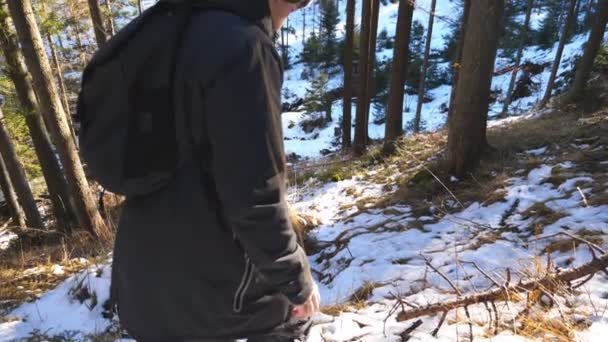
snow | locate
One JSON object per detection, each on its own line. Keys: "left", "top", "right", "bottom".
{"left": 281, "top": 0, "right": 592, "bottom": 159}
{"left": 1, "top": 1, "right": 607, "bottom": 340}
{"left": 0, "top": 229, "right": 16, "bottom": 251}
{"left": 1, "top": 133, "right": 607, "bottom": 341}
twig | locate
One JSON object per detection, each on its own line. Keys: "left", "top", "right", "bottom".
{"left": 396, "top": 252, "right": 608, "bottom": 321}
{"left": 421, "top": 254, "right": 462, "bottom": 295}
{"left": 576, "top": 186, "right": 589, "bottom": 207}
{"left": 431, "top": 311, "right": 448, "bottom": 337}
{"left": 464, "top": 305, "right": 473, "bottom": 342}
{"left": 459, "top": 260, "right": 501, "bottom": 287}
{"left": 400, "top": 319, "right": 423, "bottom": 341}
{"left": 530, "top": 231, "right": 606, "bottom": 254}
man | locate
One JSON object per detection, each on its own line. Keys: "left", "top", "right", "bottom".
{"left": 110, "top": 0, "right": 320, "bottom": 341}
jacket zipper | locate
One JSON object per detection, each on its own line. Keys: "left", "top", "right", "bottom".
{"left": 233, "top": 255, "right": 254, "bottom": 313}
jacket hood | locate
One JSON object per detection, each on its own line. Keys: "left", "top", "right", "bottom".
{"left": 163, "top": 0, "right": 274, "bottom": 37}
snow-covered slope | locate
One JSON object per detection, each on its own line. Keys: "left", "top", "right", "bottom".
{"left": 282, "top": 0, "right": 591, "bottom": 158}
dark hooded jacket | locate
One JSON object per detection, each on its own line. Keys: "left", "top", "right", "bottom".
{"left": 110, "top": 1, "right": 314, "bottom": 340}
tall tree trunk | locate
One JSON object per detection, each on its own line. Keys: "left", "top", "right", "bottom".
{"left": 0, "top": 108, "right": 44, "bottom": 228}
{"left": 447, "top": 0, "right": 472, "bottom": 124}
{"left": 0, "top": 155, "right": 25, "bottom": 228}
{"left": 446, "top": 0, "right": 504, "bottom": 177}
{"left": 563, "top": 0, "right": 608, "bottom": 103}
{"left": 87, "top": 0, "right": 107, "bottom": 48}
{"left": 501, "top": 0, "right": 534, "bottom": 115}
{"left": 105, "top": 0, "right": 116, "bottom": 37}
{"left": 8, "top": 0, "right": 109, "bottom": 240}
{"left": 384, "top": 0, "right": 415, "bottom": 151}
{"left": 0, "top": 2, "right": 74, "bottom": 231}
{"left": 363, "top": 0, "right": 380, "bottom": 141}
{"left": 46, "top": 34, "right": 78, "bottom": 148}
{"left": 138, "top": 0, "right": 144, "bottom": 15}
{"left": 342, "top": 0, "right": 355, "bottom": 149}
{"left": 414, "top": 0, "right": 437, "bottom": 133}
{"left": 540, "top": 0, "right": 578, "bottom": 107}
{"left": 303, "top": 6, "right": 306, "bottom": 44}
{"left": 353, "top": 0, "right": 373, "bottom": 155}
{"left": 73, "top": 19, "right": 87, "bottom": 67}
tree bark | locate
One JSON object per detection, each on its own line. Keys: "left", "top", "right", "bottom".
{"left": 447, "top": 0, "right": 472, "bottom": 125}
{"left": 446, "top": 0, "right": 504, "bottom": 177}
{"left": 342, "top": 0, "right": 355, "bottom": 149}
{"left": 87, "top": 0, "right": 107, "bottom": 48}
{"left": 363, "top": 0, "right": 381, "bottom": 142}
{"left": 105, "top": 0, "right": 116, "bottom": 37}
{"left": 397, "top": 252, "right": 608, "bottom": 322}
{"left": 46, "top": 34, "right": 78, "bottom": 148}
{"left": 0, "top": 3, "right": 74, "bottom": 231}
{"left": 563, "top": 0, "right": 608, "bottom": 103}
{"left": 501, "top": 0, "right": 534, "bottom": 115}
{"left": 0, "top": 154, "right": 25, "bottom": 228}
{"left": 73, "top": 18, "right": 87, "bottom": 67}
{"left": 0, "top": 108, "right": 44, "bottom": 229}
{"left": 414, "top": 0, "right": 437, "bottom": 133}
{"left": 384, "top": 0, "right": 415, "bottom": 151}
{"left": 303, "top": 6, "right": 306, "bottom": 44}
{"left": 8, "top": 0, "right": 109, "bottom": 240}
{"left": 353, "top": 0, "right": 373, "bottom": 155}
{"left": 540, "top": 0, "right": 578, "bottom": 107}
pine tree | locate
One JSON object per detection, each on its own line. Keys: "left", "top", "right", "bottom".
{"left": 353, "top": 0, "right": 373, "bottom": 155}
{"left": 536, "top": 0, "right": 567, "bottom": 48}
{"left": 563, "top": 0, "right": 608, "bottom": 103}
{"left": 502, "top": 0, "right": 535, "bottom": 115}
{"left": 0, "top": 107, "right": 44, "bottom": 228}
{"left": 540, "top": 0, "right": 578, "bottom": 107}
{"left": 384, "top": 0, "right": 415, "bottom": 151}
{"left": 319, "top": 0, "right": 340, "bottom": 69}
{"left": 8, "top": 0, "right": 109, "bottom": 240}
{"left": 87, "top": 0, "right": 107, "bottom": 47}
{"left": 342, "top": 0, "right": 355, "bottom": 149}
{"left": 0, "top": 2, "right": 74, "bottom": 230}
{"left": 303, "top": 73, "right": 332, "bottom": 122}
{"left": 446, "top": 0, "right": 504, "bottom": 177}
{"left": 414, "top": 0, "right": 437, "bottom": 133}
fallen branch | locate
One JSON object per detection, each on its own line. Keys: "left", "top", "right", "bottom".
{"left": 397, "top": 252, "right": 608, "bottom": 322}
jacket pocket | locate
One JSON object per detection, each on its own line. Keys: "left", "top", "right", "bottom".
{"left": 233, "top": 254, "right": 254, "bottom": 313}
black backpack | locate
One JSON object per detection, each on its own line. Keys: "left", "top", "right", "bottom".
{"left": 77, "top": 0, "right": 194, "bottom": 197}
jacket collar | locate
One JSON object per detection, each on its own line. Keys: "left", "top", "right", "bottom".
{"left": 165, "top": 0, "right": 275, "bottom": 37}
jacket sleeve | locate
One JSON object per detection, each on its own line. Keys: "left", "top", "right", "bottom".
{"left": 203, "top": 40, "right": 314, "bottom": 305}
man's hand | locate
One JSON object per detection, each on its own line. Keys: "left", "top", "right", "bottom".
{"left": 291, "top": 282, "right": 320, "bottom": 320}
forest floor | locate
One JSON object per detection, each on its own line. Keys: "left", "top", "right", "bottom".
{"left": 0, "top": 100, "right": 607, "bottom": 341}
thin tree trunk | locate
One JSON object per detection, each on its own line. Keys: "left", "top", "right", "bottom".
{"left": 46, "top": 34, "right": 78, "bottom": 148}
{"left": 138, "top": 0, "right": 143, "bottom": 15}
{"left": 353, "top": 0, "right": 373, "bottom": 155}
{"left": 414, "top": 0, "right": 437, "bottom": 133}
{"left": 8, "top": 0, "right": 109, "bottom": 240}
{"left": 303, "top": 6, "right": 306, "bottom": 44}
{"left": 384, "top": 0, "right": 415, "bottom": 151}
{"left": 540, "top": 0, "right": 578, "bottom": 107}
{"left": 73, "top": 19, "right": 87, "bottom": 67}
{"left": 105, "top": 0, "right": 116, "bottom": 37}
{"left": 563, "top": 0, "right": 608, "bottom": 103}
{"left": 342, "top": 0, "right": 355, "bottom": 149}
{"left": 0, "top": 6, "right": 74, "bottom": 231}
{"left": 0, "top": 155, "right": 25, "bottom": 228}
{"left": 446, "top": 0, "right": 504, "bottom": 177}
{"left": 0, "top": 108, "right": 44, "bottom": 228}
{"left": 364, "top": 0, "right": 380, "bottom": 142}
{"left": 87, "top": 0, "right": 107, "bottom": 48}
{"left": 501, "top": 0, "right": 534, "bottom": 115}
